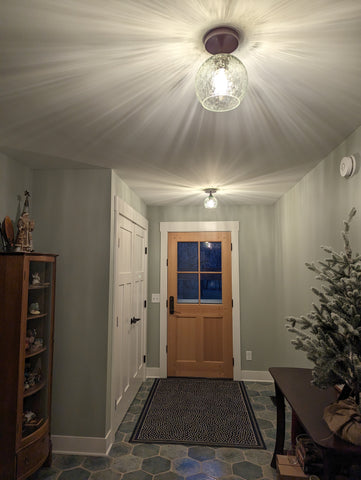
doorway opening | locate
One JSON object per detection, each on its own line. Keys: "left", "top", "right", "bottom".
{"left": 159, "top": 221, "right": 240, "bottom": 380}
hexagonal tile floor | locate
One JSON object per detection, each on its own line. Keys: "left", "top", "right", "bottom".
{"left": 30, "top": 381, "right": 290, "bottom": 480}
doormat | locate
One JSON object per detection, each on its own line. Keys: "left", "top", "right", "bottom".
{"left": 130, "top": 378, "right": 265, "bottom": 448}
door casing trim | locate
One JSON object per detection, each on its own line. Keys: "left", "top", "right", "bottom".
{"left": 159, "top": 221, "right": 241, "bottom": 380}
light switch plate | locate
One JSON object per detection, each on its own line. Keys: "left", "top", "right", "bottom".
{"left": 151, "top": 293, "right": 160, "bottom": 303}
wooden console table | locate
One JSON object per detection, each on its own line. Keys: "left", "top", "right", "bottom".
{"left": 269, "top": 367, "right": 361, "bottom": 480}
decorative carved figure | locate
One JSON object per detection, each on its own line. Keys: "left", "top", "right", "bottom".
{"left": 15, "top": 191, "right": 35, "bottom": 252}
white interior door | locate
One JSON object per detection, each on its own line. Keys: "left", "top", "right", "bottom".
{"left": 112, "top": 204, "right": 147, "bottom": 434}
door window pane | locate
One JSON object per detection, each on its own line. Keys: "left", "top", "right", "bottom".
{"left": 178, "top": 273, "right": 198, "bottom": 303}
{"left": 178, "top": 242, "right": 198, "bottom": 271}
{"left": 200, "top": 273, "right": 222, "bottom": 304}
{"left": 200, "top": 242, "right": 221, "bottom": 272}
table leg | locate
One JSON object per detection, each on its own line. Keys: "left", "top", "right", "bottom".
{"left": 322, "top": 450, "right": 336, "bottom": 480}
{"left": 271, "top": 381, "right": 285, "bottom": 469}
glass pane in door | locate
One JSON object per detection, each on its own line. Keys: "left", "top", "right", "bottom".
{"left": 177, "top": 242, "right": 198, "bottom": 271}
{"left": 200, "top": 273, "right": 222, "bottom": 304}
{"left": 178, "top": 273, "right": 198, "bottom": 303}
{"left": 200, "top": 242, "right": 221, "bottom": 271}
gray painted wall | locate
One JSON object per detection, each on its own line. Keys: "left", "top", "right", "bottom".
{"left": 32, "top": 169, "right": 112, "bottom": 437}
{"left": 146, "top": 205, "right": 276, "bottom": 371}
{"left": 274, "top": 125, "right": 361, "bottom": 367}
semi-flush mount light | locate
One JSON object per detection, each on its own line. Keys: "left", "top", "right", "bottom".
{"left": 204, "top": 188, "right": 218, "bottom": 209}
{"left": 195, "top": 26, "right": 248, "bottom": 112}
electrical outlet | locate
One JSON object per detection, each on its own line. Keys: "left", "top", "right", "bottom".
{"left": 246, "top": 350, "right": 252, "bottom": 361}
{"left": 151, "top": 293, "right": 160, "bottom": 303}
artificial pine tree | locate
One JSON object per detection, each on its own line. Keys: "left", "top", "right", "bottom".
{"left": 286, "top": 208, "right": 361, "bottom": 405}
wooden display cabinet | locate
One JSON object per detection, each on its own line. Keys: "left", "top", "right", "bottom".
{"left": 0, "top": 253, "right": 57, "bottom": 480}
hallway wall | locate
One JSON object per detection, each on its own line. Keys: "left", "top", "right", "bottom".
{"left": 273, "top": 124, "right": 361, "bottom": 367}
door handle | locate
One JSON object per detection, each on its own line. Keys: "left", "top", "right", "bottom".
{"left": 130, "top": 317, "right": 141, "bottom": 324}
{"left": 169, "top": 296, "right": 174, "bottom": 315}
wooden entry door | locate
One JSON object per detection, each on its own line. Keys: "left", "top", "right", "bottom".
{"left": 167, "top": 231, "right": 233, "bottom": 378}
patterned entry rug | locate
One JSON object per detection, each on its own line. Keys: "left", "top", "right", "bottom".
{"left": 130, "top": 378, "right": 265, "bottom": 448}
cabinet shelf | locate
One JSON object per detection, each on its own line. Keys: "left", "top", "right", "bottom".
{"left": 27, "top": 313, "right": 48, "bottom": 321}
{"left": 28, "top": 283, "right": 50, "bottom": 290}
{"left": 25, "top": 347, "right": 47, "bottom": 359}
{"left": 24, "top": 380, "right": 46, "bottom": 398}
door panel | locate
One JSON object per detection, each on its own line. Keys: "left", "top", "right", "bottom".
{"left": 113, "top": 215, "right": 146, "bottom": 429}
{"left": 167, "top": 231, "right": 233, "bottom": 378}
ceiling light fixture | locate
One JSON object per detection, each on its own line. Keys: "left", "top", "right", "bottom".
{"left": 204, "top": 188, "right": 218, "bottom": 209}
{"left": 195, "top": 26, "right": 248, "bottom": 112}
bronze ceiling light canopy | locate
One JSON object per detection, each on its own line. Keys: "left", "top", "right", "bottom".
{"left": 203, "top": 26, "right": 240, "bottom": 54}
{"left": 195, "top": 26, "right": 248, "bottom": 112}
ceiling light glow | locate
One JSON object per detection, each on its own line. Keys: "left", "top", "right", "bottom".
{"left": 204, "top": 188, "right": 218, "bottom": 208}
{"left": 195, "top": 27, "right": 248, "bottom": 112}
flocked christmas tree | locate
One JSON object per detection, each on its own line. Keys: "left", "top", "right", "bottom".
{"left": 286, "top": 208, "right": 361, "bottom": 405}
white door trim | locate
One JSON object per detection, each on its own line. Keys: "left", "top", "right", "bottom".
{"left": 159, "top": 221, "right": 241, "bottom": 380}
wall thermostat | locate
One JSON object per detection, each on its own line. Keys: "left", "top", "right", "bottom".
{"left": 340, "top": 155, "right": 356, "bottom": 178}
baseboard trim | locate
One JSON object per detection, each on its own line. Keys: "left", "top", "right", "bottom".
{"left": 241, "top": 370, "right": 273, "bottom": 382}
{"left": 52, "top": 429, "right": 113, "bottom": 456}
{"left": 146, "top": 367, "right": 161, "bottom": 378}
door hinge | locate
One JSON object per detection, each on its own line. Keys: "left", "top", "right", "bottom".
{"left": 114, "top": 399, "right": 117, "bottom": 410}
{"left": 143, "top": 355, "right": 146, "bottom": 363}
{"left": 145, "top": 247, "right": 148, "bottom": 254}
{"left": 116, "top": 316, "right": 119, "bottom": 327}
{"left": 231, "top": 243, "right": 233, "bottom": 251}
{"left": 144, "top": 299, "right": 147, "bottom": 308}
{"left": 232, "top": 357, "right": 234, "bottom": 366}
{"left": 166, "top": 345, "right": 168, "bottom": 353}
{"left": 166, "top": 299, "right": 168, "bottom": 308}
{"left": 232, "top": 299, "right": 234, "bottom": 308}
{"left": 166, "top": 258, "right": 168, "bottom": 266}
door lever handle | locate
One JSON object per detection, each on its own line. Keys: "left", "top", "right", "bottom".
{"left": 130, "top": 317, "right": 141, "bottom": 324}
{"left": 169, "top": 296, "right": 174, "bottom": 315}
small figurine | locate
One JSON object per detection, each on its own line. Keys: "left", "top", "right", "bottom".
{"left": 29, "top": 303, "right": 40, "bottom": 315}
{"left": 14, "top": 191, "right": 35, "bottom": 252}
{"left": 25, "top": 328, "right": 36, "bottom": 351}
{"left": 33, "top": 337, "right": 44, "bottom": 351}
{"left": 23, "top": 411, "right": 36, "bottom": 424}
{"left": 32, "top": 273, "right": 41, "bottom": 285}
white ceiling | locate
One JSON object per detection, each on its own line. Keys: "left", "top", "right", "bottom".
{"left": 1, "top": 0, "right": 361, "bottom": 206}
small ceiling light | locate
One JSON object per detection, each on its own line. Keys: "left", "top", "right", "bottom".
{"left": 204, "top": 188, "right": 218, "bottom": 209}
{"left": 195, "top": 26, "right": 248, "bottom": 112}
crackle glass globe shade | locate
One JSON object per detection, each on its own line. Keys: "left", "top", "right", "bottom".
{"left": 204, "top": 193, "right": 218, "bottom": 209}
{"left": 195, "top": 54, "right": 248, "bottom": 112}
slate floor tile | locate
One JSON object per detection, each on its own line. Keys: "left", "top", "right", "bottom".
{"left": 133, "top": 443, "right": 160, "bottom": 458}
{"left": 160, "top": 444, "right": 189, "bottom": 460}
{"left": 90, "top": 470, "right": 122, "bottom": 480}
{"left": 52, "top": 455, "right": 85, "bottom": 470}
{"left": 202, "top": 459, "right": 232, "bottom": 477}
{"left": 142, "top": 456, "right": 171, "bottom": 474}
{"left": 83, "top": 456, "right": 112, "bottom": 471}
{"left": 112, "top": 454, "right": 142, "bottom": 473}
{"left": 188, "top": 446, "right": 215, "bottom": 462}
{"left": 58, "top": 468, "right": 91, "bottom": 480}
{"left": 173, "top": 458, "right": 201, "bottom": 476}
